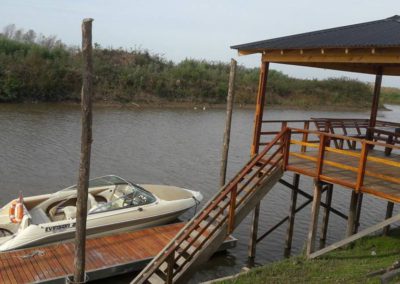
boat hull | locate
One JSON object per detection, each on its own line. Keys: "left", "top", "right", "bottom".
{"left": 0, "top": 179, "right": 202, "bottom": 251}
{"left": 1, "top": 208, "right": 186, "bottom": 251}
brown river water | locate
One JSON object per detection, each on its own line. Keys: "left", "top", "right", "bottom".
{"left": 0, "top": 103, "right": 399, "bottom": 283}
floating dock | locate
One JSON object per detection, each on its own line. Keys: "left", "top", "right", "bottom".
{"left": 0, "top": 222, "right": 236, "bottom": 283}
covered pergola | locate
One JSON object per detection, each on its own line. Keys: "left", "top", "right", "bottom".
{"left": 232, "top": 15, "right": 400, "bottom": 153}
{"left": 231, "top": 15, "right": 400, "bottom": 260}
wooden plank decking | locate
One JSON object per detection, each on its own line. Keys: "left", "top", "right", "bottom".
{"left": 288, "top": 149, "right": 400, "bottom": 203}
{"left": 0, "top": 222, "right": 236, "bottom": 284}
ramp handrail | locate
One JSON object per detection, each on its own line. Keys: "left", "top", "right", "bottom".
{"left": 132, "top": 128, "right": 289, "bottom": 283}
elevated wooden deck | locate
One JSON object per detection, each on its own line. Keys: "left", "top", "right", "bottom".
{"left": 259, "top": 120, "right": 400, "bottom": 203}
{"left": 0, "top": 223, "right": 236, "bottom": 284}
{"left": 288, "top": 149, "right": 400, "bottom": 203}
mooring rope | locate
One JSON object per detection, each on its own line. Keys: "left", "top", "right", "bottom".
{"left": 191, "top": 195, "right": 201, "bottom": 219}
{"left": 19, "top": 250, "right": 45, "bottom": 259}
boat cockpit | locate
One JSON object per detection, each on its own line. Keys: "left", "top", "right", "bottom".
{"left": 37, "top": 175, "right": 157, "bottom": 223}
{"left": 3, "top": 176, "right": 157, "bottom": 233}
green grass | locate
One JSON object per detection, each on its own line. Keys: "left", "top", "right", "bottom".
{"left": 218, "top": 229, "right": 400, "bottom": 284}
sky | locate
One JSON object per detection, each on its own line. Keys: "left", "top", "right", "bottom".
{"left": 1, "top": 0, "right": 400, "bottom": 87}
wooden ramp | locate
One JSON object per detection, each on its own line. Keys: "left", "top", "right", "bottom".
{"left": 132, "top": 130, "right": 286, "bottom": 283}
{"left": 0, "top": 223, "right": 236, "bottom": 284}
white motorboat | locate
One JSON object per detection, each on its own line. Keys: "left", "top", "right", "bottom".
{"left": 0, "top": 175, "right": 203, "bottom": 251}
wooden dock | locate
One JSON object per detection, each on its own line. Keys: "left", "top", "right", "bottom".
{"left": 0, "top": 222, "right": 236, "bottom": 284}
{"left": 289, "top": 149, "right": 400, "bottom": 203}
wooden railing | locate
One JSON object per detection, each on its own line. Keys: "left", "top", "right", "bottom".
{"left": 260, "top": 118, "right": 369, "bottom": 149}
{"left": 132, "top": 129, "right": 288, "bottom": 283}
{"left": 261, "top": 118, "right": 400, "bottom": 152}
{"left": 286, "top": 128, "right": 400, "bottom": 199}
{"left": 132, "top": 124, "right": 400, "bottom": 283}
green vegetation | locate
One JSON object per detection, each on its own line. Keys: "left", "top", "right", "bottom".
{"left": 381, "top": 87, "right": 400, "bottom": 105}
{"left": 0, "top": 25, "right": 399, "bottom": 107}
{"left": 218, "top": 229, "right": 400, "bottom": 284}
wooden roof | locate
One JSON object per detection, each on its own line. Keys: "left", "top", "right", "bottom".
{"left": 231, "top": 16, "right": 400, "bottom": 75}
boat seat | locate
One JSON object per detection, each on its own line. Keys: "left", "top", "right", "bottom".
{"left": 63, "top": 206, "right": 77, "bottom": 220}
{"left": 30, "top": 208, "right": 51, "bottom": 225}
{"left": 88, "top": 194, "right": 98, "bottom": 210}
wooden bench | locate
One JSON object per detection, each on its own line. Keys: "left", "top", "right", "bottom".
{"left": 311, "top": 118, "right": 369, "bottom": 149}
{"left": 370, "top": 126, "right": 400, "bottom": 155}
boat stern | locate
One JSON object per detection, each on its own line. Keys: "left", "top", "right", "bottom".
{"left": 140, "top": 184, "right": 203, "bottom": 204}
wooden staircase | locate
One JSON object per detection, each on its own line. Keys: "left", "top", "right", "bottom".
{"left": 131, "top": 129, "right": 288, "bottom": 284}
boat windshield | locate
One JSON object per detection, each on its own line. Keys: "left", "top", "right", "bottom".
{"left": 59, "top": 175, "right": 129, "bottom": 192}
{"left": 45, "top": 175, "right": 156, "bottom": 219}
{"left": 89, "top": 182, "right": 156, "bottom": 214}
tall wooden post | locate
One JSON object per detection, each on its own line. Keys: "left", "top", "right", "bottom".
{"left": 354, "top": 193, "right": 363, "bottom": 234}
{"left": 367, "top": 68, "right": 383, "bottom": 139}
{"left": 346, "top": 191, "right": 359, "bottom": 238}
{"left": 73, "top": 18, "right": 94, "bottom": 284}
{"left": 383, "top": 201, "right": 394, "bottom": 235}
{"left": 219, "top": 59, "right": 237, "bottom": 188}
{"left": 284, "top": 173, "right": 300, "bottom": 257}
{"left": 306, "top": 180, "right": 322, "bottom": 257}
{"left": 250, "top": 62, "right": 269, "bottom": 156}
{"left": 320, "top": 184, "right": 333, "bottom": 247}
{"left": 248, "top": 61, "right": 269, "bottom": 261}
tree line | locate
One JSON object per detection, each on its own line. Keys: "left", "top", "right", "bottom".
{"left": 0, "top": 25, "right": 398, "bottom": 107}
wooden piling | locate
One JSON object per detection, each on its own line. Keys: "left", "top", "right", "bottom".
{"left": 279, "top": 179, "right": 347, "bottom": 221}
{"left": 367, "top": 68, "right": 383, "bottom": 139}
{"left": 320, "top": 183, "right": 333, "bottom": 247}
{"left": 248, "top": 203, "right": 260, "bottom": 262}
{"left": 383, "top": 201, "right": 394, "bottom": 235}
{"left": 306, "top": 180, "right": 322, "bottom": 257}
{"left": 219, "top": 59, "right": 237, "bottom": 188}
{"left": 73, "top": 18, "right": 94, "bottom": 284}
{"left": 354, "top": 193, "right": 363, "bottom": 234}
{"left": 284, "top": 174, "right": 299, "bottom": 257}
{"left": 346, "top": 191, "right": 359, "bottom": 238}
{"left": 248, "top": 62, "right": 269, "bottom": 261}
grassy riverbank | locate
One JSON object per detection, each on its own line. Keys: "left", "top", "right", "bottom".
{"left": 1, "top": 25, "right": 400, "bottom": 108}
{"left": 217, "top": 229, "right": 400, "bottom": 284}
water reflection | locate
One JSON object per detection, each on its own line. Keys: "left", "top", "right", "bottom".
{"left": 0, "top": 103, "right": 398, "bottom": 283}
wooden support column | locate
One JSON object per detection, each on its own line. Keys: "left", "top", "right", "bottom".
{"left": 248, "top": 61, "right": 269, "bottom": 261}
{"left": 219, "top": 59, "right": 237, "bottom": 188}
{"left": 346, "top": 191, "right": 359, "bottom": 238}
{"left": 248, "top": 203, "right": 260, "bottom": 264}
{"left": 284, "top": 174, "right": 300, "bottom": 257}
{"left": 306, "top": 180, "right": 322, "bottom": 257}
{"left": 383, "top": 202, "right": 394, "bottom": 236}
{"left": 250, "top": 61, "right": 269, "bottom": 156}
{"left": 367, "top": 68, "right": 383, "bottom": 139}
{"left": 73, "top": 18, "right": 94, "bottom": 284}
{"left": 319, "top": 184, "right": 333, "bottom": 248}
{"left": 354, "top": 193, "right": 363, "bottom": 234}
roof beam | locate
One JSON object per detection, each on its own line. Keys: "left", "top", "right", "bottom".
{"left": 262, "top": 48, "right": 400, "bottom": 64}
{"left": 276, "top": 62, "right": 400, "bottom": 76}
